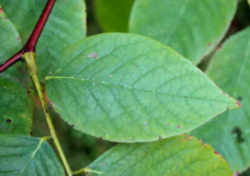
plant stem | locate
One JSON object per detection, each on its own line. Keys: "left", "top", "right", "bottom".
{"left": 73, "top": 168, "right": 103, "bottom": 175}
{"left": 25, "top": 0, "right": 56, "bottom": 52}
{"left": 2, "top": 1, "right": 72, "bottom": 175}
{"left": 0, "top": 0, "right": 55, "bottom": 72}
{"left": 0, "top": 50, "right": 24, "bottom": 73}
{"left": 23, "top": 52, "right": 72, "bottom": 176}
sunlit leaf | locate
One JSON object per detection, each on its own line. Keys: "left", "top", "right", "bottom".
{"left": 88, "top": 135, "right": 233, "bottom": 176}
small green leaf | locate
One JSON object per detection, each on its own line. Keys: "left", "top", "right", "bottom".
{"left": 192, "top": 27, "right": 250, "bottom": 172}
{"left": 0, "top": 135, "right": 64, "bottom": 176}
{"left": 45, "top": 33, "right": 237, "bottom": 142}
{"left": 0, "top": 0, "right": 87, "bottom": 78}
{"left": 88, "top": 135, "right": 233, "bottom": 176}
{"left": 0, "top": 10, "right": 32, "bottom": 135}
{"left": 95, "top": 0, "right": 134, "bottom": 32}
{"left": 129, "top": 0, "right": 237, "bottom": 64}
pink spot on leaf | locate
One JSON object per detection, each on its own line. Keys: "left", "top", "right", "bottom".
{"left": 236, "top": 100, "right": 242, "bottom": 107}
{"left": 214, "top": 151, "right": 219, "bottom": 155}
{"left": 234, "top": 172, "right": 239, "bottom": 176}
{"left": 185, "top": 135, "right": 191, "bottom": 140}
{"left": 88, "top": 52, "right": 98, "bottom": 59}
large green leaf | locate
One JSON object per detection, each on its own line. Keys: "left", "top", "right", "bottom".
{"left": 88, "top": 135, "right": 233, "bottom": 176}
{"left": 45, "top": 33, "right": 237, "bottom": 142}
{"left": 0, "top": 0, "right": 87, "bottom": 78}
{"left": 129, "top": 0, "right": 237, "bottom": 64}
{"left": 0, "top": 9, "right": 32, "bottom": 135}
{"left": 192, "top": 27, "right": 250, "bottom": 172}
{"left": 0, "top": 135, "right": 64, "bottom": 176}
{"left": 95, "top": 0, "right": 134, "bottom": 32}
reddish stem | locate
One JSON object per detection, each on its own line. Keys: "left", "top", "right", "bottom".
{"left": 0, "top": 0, "right": 56, "bottom": 73}
{"left": 25, "top": 0, "right": 56, "bottom": 52}
{"left": 0, "top": 50, "right": 24, "bottom": 73}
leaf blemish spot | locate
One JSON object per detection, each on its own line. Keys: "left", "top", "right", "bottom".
{"left": 88, "top": 52, "right": 98, "bottom": 59}
{"left": 185, "top": 135, "right": 191, "bottom": 140}
{"left": 214, "top": 151, "right": 219, "bottom": 155}
{"left": 27, "top": 89, "right": 31, "bottom": 95}
{"left": 16, "top": 36, "right": 21, "bottom": 42}
{"left": 234, "top": 172, "right": 239, "bottom": 176}
{"left": 202, "top": 144, "right": 209, "bottom": 148}
{"left": 236, "top": 100, "right": 242, "bottom": 107}
{"left": 235, "top": 96, "right": 243, "bottom": 107}
{"left": 0, "top": 8, "right": 3, "bottom": 14}
{"left": 232, "top": 126, "right": 245, "bottom": 143}
{"left": 177, "top": 125, "right": 182, "bottom": 129}
{"left": 6, "top": 119, "right": 12, "bottom": 123}
{"left": 237, "top": 96, "right": 243, "bottom": 101}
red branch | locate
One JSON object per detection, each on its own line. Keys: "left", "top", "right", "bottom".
{"left": 0, "top": 50, "right": 24, "bottom": 72}
{"left": 25, "top": 0, "right": 56, "bottom": 52}
{"left": 0, "top": 0, "right": 56, "bottom": 73}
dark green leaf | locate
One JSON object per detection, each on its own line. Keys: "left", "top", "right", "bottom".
{"left": 0, "top": 9, "right": 32, "bottom": 135}
{"left": 95, "top": 0, "right": 134, "bottom": 32}
{"left": 45, "top": 33, "right": 237, "bottom": 142}
{"left": 129, "top": 0, "right": 237, "bottom": 64}
{"left": 0, "top": 135, "right": 64, "bottom": 176}
{"left": 88, "top": 135, "right": 233, "bottom": 176}
{"left": 192, "top": 27, "right": 250, "bottom": 172}
{"left": 0, "top": 78, "right": 32, "bottom": 135}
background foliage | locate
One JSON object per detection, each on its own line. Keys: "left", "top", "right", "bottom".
{"left": 0, "top": 0, "right": 250, "bottom": 175}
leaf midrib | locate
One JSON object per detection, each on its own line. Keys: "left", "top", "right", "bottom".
{"left": 45, "top": 75, "right": 232, "bottom": 105}
{"left": 19, "top": 138, "right": 45, "bottom": 175}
